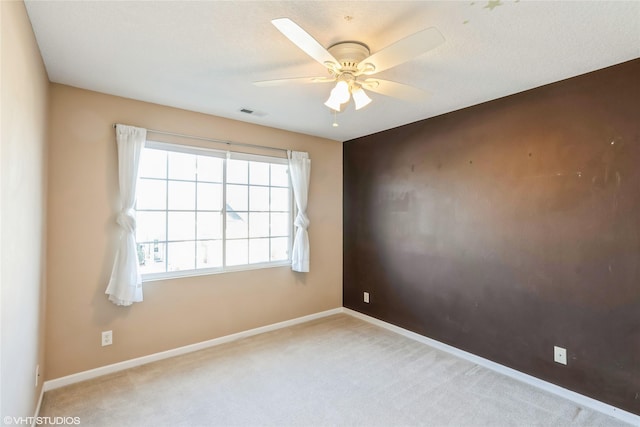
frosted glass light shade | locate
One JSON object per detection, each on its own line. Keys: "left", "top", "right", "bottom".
{"left": 352, "top": 87, "right": 372, "bottom": 110}
{"left": 324, "top": 93, "right": 342, "bottom": 111}
{"left": 334, "top": 81, "right": 350, "bottom": 103}
{"left": 324, "top": 81, "right": 351, "bottom": 111}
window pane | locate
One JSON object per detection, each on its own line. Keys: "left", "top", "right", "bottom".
{"left": 249, "top": 186, "right": 269, "bottom": 211}
{"left": 198, "top": 183, "right": 223, "bottom": 211}
{"left": 137, "top": 179, "right": 166, "bottom": 210}
{"left": 168, "top": 151, "right": 196, "bottom": 180}
{"left": 197, "top": 211, "right": 222, "bottom": 240}
{"left": 226, "top": 239, "right": 248, "bottom": 266}
{"left": 271, "top": 237, "right": 289, "bottom": 261}
{"left": 226, "top": 212, "right": 248, "bottom": 239}
{"left": 270, "top": 187, "right": 290, "bottom": 211}
{"left": 227, "top": 184, "right": 248, "bottom": 211}
{"left": 197, "top": 240, "right": 222, "bottom": 269}
{"left": 136, "top": 211, "right": 166, "bottom": 242}
{"left": 167, "top": 241, "right": 195, "bottom": 271}
{"left": 197, "top": 155, "right": 223, "bottom": 183}
{"left": 138, "top": 145, "right": 292, "bottom": 278}
{"left": 138, "top": 241, "right": 166, "bottom": 274}
{"left": 249, "top": 212, "right": 269, "bottom": 238}
{"left": 249, "top": 161, "right": 270, "bottom": 185}
{"left": 168, "top": 211, "right": 195, "bottom": 241}
{"left": 227, "top": 159, "right": 248, "bottom": 184}
{"left": 249, "top": 238, "right": 269, "bottom": 264}
{"left": 168, "top": 181, "right": 196, "bottom": 210}
{"left": 271, "top": 164, "right": 289, "bottom": 187}
{"left": 139, "top": 148, "right": 166, "bottom": 179}
{"left": 271, "top": 212, "right": 290, "bottom": 237}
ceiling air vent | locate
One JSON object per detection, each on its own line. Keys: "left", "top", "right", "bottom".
{"left": 239, "top": 108, "right": 267, "bottom": 117}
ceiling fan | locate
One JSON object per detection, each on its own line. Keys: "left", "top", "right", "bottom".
{"left": 254, "top": 18, "right": 445, "bottom": 112}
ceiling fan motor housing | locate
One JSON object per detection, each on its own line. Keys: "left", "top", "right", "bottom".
{"left": 328, "top": 42, "right": 371, "bottom": 71}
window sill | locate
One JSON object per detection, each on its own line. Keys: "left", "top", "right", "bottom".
{"left": 141, "top": 260, "right": 292, "bottom": 283}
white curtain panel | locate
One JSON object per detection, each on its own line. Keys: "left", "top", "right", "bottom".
{"left": 105, "top": 125, "right": 147, "bottom": 306}
{"left": 288, "top": 151, "right": 311, "bottom": 272}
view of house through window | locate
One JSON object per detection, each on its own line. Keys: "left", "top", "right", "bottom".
{"left": 135, "top": 142, "right": 291, "bottom": 279}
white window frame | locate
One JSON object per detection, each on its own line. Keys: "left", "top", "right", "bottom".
{"left": 137, "top": 141, "right": 293, "bottom": 282}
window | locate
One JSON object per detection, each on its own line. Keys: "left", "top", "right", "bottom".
{"left": 135, "top": 141, "right": 291, "bottom": 280}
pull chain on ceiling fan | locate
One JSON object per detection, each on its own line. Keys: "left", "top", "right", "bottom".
{"left": 254, "top": 18, "right": 445, "bottom": 112}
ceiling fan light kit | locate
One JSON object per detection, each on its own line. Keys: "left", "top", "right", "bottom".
{"left": 256, "top": 18, "right": 444, "bottom": 121}
{"left": 323, "top": 82, "right": 372, "bottom": 112}
{"left": 324, "top": 73, "right": 372, "bottom": 112}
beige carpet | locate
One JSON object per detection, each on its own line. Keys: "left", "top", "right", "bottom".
{"left": 40, "top": 314, "right": 630, "bottom": 426}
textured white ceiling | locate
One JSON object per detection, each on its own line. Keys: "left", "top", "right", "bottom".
{"left": 25, "top": 1, "right": 640, "bottom": 142}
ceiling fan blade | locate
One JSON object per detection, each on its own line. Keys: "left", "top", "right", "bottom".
{"left": 253, "top": 76, "right": 335, "bottom": 87}
{"left": 359, "top": 27, "right": 444, "bottom": 74}
{"left": 271, "top": 18, "right": 340, "bottom": 70}
{"left": 362, "top": 79, "right": 431, "bottom": 102}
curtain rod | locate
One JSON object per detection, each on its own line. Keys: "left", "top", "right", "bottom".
{"left": 112, "top": 124, "right": 288, "bottom": 154}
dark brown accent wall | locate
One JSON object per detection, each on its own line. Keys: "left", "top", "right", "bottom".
{"left": 343, "top": 59, "right": 640, "bottom": 414}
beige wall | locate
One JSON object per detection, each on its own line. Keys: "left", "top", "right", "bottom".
{"left": 46, "top": 84, "right": 343, "bottom": 380}
{"left": 1, "top": 1, "right": 50, "bottom": 419}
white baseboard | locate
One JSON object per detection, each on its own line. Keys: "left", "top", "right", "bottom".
{"left": 43, "top": 307, "right": 342, "bottom": 392}
{"left": 343, "top": 308, "right": 639, "bottom": 426}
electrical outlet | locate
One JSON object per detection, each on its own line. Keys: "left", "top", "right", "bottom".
{"left": 102, "top": 330, "right": 113, "bottom": 347}
{"left": 364, "top": 292, "right": 370, "bottom": 303}
{"left": 35, "top": 364, "right": 39, "bottom": 387}
{"left": 554, "top": 346, "right": 567, "bottom": 365}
